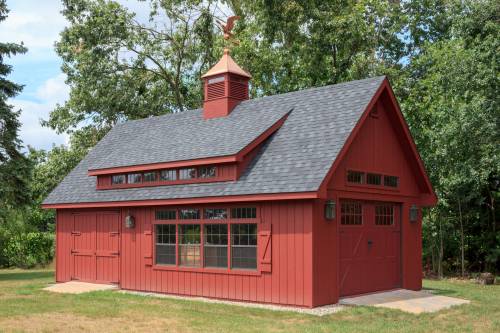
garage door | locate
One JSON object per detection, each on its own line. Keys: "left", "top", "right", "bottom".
{"left": 71, "top": 212, "right": 120, "bottom": 284}
{"left": 339, "top": 200, "right": 401, "bottom": 297}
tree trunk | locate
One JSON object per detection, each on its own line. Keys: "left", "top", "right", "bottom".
{"left": 458, "top": 199, "right": 465, "bottom": 278}
{"left": 438, "top": 211, "right": 444, "bottom": 279}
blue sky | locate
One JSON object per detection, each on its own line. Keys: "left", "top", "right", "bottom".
{"left": 3, "top": 0, "right": 153, "bottom": 151}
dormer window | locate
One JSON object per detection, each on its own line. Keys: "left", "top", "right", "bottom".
{"left": 160, "top": 169, "right": 176, "bottom": 181}
{"left": 111, "top": 174, "right": 125, "bottom": 185}
{"left": 144, "top": 172, "right": 157, "bottom": 182}
{"left": 180, "top": 168, "right": 196, "bottom": 180}
{"left": 128, "top": 173, "right": 142, "bottom": 184}
{"left": 199, "top": 166, "right": 216, "bottom": 178}
{"left": 98, "top": 164, "right": 224, "bottom": 190}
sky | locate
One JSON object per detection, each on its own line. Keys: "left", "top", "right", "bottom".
{"left": 2, "top": 0, "right": 153, "bottom": 151}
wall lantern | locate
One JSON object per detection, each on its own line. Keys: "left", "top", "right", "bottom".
{"left": 325, "top": 200, "right": 336, "bottom": 220}
{"left": 125, "top": 215, "right": 136, "bottom": 229}
{"left": 409, "top": 204, "right": 419, "bottom": 223}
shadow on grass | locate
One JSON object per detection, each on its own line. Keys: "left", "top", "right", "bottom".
{"left": 423, "top": 287, "right": 460, "bottom": 297}
{"left": 0, "top": 270, "right": 53, "bottom": 281}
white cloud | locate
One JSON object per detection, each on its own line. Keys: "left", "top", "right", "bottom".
{"left": 13, "top": 98, "right": 69, "bottom": 151}
{"left": 1, "top": 1, "right": 67, "bottom": 61}
{"left": 36, "top": 73, "right": 70, "bottom": 106}
{"left": 11, "top": 73, "right": 70, "bottom": 151}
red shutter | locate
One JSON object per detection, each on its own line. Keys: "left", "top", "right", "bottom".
{"left": 258, "top": 224, "right": 272, "bottom": 272}
{"left": 144, "top": 222, "right": 153, "bottom": 266}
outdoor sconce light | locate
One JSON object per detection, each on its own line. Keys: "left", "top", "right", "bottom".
{"left": 125, "top": 215, "right": 136, "bottom": 229}
{"left": 409, "top": 204, "right": 419, "bottom": 223}
{"left": 325, "top": 200, "right": 336, "bottom": 220}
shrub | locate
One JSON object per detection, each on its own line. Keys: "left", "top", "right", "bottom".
{"left": 3, "top": 232, "right": 54, "bottom": 268}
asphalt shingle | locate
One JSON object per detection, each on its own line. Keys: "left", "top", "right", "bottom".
{"left": 43, "top": 76, "right": 385, "bottom": 205}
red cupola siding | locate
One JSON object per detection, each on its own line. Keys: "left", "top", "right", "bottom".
{"left": 43, "top": 60, "right": 437, "bottom": 307}
{"left": 201, "top": 49, "right": 251, "bottom": 119}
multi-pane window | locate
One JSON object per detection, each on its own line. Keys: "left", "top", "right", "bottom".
{"left": 231, "top": 224, "right": 257, "bottom": 269}
{"left": 156, "top": 224, "right": 176, "bottom": 265}
{"left": 128, "top": 173, "right": 142, "bottom": 184}
{"left": 347, "top": 170, "right": 364, "bottom": 184}
{"left": 231, "top": 207, "right": 257, "bottom": 219}
{"left": 153, "top": 207, "right": 259, "bottom": 271}
{"left": 205, "top": 208, "right": 227, "bottom": 220}
{"left": 204, "top": 224, "right": 228, "bottom": 268}
{"left": 179, "top": 168, "right": 197, "bottom": 180}
{"left": 156, "top": 209, "right": 176, "bottom": 220}
{"left": 341, "top": 202, "right": 363, "bottom": 225}
{"left": 144, "top": 172, "right": 157, "bottom": 182}
{"left": 384, "top": 175, "right": 399, "bottom": 188}
{"left": 111, "top": 174, "right": 126, "bottom": 185}
{"left": 367, "top": 173, "right": 382, "bottom": 185}
{"left": 375, "top": 205, "right": 394, "bottom": 225}
{"left": 179, "top": 209, "right": 200, "bottom": 220}
{"left": 178, "top": 224, "right": 201, "bottom": 267}
{"left": 160, "top": 169, "right": 177, "bottom": 181}
{"left": 199, "top": 166, "right": 216, "bottom": 178}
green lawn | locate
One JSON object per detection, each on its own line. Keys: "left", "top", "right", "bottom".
{"left": 0, "top": 269, "right": 498, "bottom": 332}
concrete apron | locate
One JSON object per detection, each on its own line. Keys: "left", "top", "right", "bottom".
{"left": 340, "top": 289, "right": 470, "bottom": 314}
{"left": 44, "top": 281, "right": 118, "bottom": 294}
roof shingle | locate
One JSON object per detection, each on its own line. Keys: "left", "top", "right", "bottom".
{"left": 44, "top": 76, "right": 385, "bottom": 205}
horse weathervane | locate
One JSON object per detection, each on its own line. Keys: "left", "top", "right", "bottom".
{"left": 217, "top": 15, "right": 241, "bottom": 49}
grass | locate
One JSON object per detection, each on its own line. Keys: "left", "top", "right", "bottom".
{"left": 0, "top": 269, "right": 498, "bottom": 332}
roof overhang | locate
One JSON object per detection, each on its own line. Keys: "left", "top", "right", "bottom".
{"left": 41, "top": 191, "right": 319, "bottom": 209}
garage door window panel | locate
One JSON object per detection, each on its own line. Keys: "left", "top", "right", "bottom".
{"left": 341, "top": 202, "right": 363, "bottom": 225}
{"left": 375, "top": 205, "right": 394, "bottom": 226}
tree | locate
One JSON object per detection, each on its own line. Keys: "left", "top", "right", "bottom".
{"left": 231, "top": 0, "right": 406, "bottom": 96}
{"left": 0, "top": 0, "right": 31, "bottom": 215}
{"left": 399, "top": 0, "right": 499, "bottom": 274}
{"left": 44, "top": 0, "right": 223, "bottom": 145}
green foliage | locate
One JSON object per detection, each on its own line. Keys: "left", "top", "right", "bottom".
{"left": 45, "top": 0, "right": 222, "bottom": 139}
{"left": 0, "top": 0, "right": 32, "bottom": 211}
{"left": 396, "top": 0, "right": 499, "bottom": 274}
{"left": 2, "top": 232, "right": 54, "bottom": 269}
{"left": 26, "top": 144, "right": 86, "bottom": 231}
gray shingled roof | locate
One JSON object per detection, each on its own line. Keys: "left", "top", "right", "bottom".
{"left": 88, "top": 104, "right": 291, "bottom": 170}
{"left": 44, "top": 76, "right": 385, "bottom": 205}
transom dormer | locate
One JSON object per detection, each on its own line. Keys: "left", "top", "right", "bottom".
{"left": 90, "top": 109, "right": 290, "bottom": 190}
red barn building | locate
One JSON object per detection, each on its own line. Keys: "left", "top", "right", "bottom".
{"left": 43, "top": 50, "right": 437, "bottom": 307}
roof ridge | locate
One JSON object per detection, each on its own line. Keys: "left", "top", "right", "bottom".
{"left": 118, "top": 76, "right": 386, "bottom": 126}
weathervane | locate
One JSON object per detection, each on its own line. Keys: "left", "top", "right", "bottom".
{"left": 217, "top": 15, "right": 241, "bottom": 50}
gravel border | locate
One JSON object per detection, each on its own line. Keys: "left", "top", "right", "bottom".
{"left": 119, "top": 290, "right": 345, "bottom": 316}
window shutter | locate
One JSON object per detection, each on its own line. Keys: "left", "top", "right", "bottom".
{"left": 258, "top": 224, "right": 272, "bottom": 272}
{"left": 144, "top": 222, "right": 153, "bottom": 266}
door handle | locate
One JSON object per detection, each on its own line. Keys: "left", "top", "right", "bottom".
{"left": 367, "top": 240, "right": 373, "bottom": 246}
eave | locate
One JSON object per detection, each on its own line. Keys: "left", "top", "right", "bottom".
{"left": 41, "top": 191, "right": 319, "bottom": 209}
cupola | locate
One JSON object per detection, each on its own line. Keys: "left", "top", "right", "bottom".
{"left": 201, "top": 49, "right": 251, "bottom": 119}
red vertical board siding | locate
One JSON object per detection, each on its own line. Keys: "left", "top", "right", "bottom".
{"left": 401, "top": 201, "right": 422, "bottom": 290}
{"left": 110, "top": 200, "right": 315, "bottom": 307}
{"left": 312, "top": 199, "right": 338, "bottom": 306}
{"left": 56, "top": 210, "right": 72, "bottom": 282}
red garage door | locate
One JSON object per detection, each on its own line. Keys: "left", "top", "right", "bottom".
{"left": 339, "top": 201, "right": 401, "bottom": 297}
{"left": 71, "top": 212, "right": 120, "bottom": 284}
